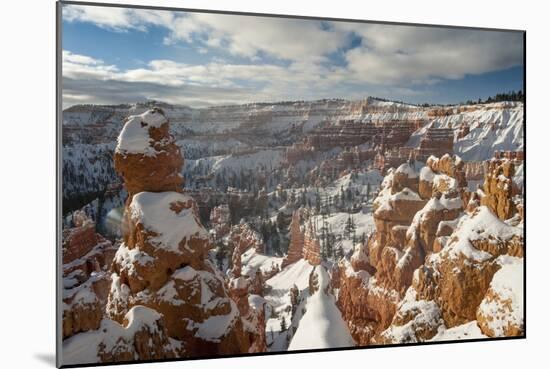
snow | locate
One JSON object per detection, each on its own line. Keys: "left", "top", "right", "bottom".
{"left": 331, "top": 169, "right": 383, "bottom": 194}
{"left": 172, "top": 266, "right": 224, "bottom": 307}
{"left": 63, "top": 278, "right": 100, "bottom": 309}
{"left": 115, "top": 109, "right": 168, "bottom": 156}
{"left": 309, "top": 211, "right": 375, "bottom": 254}
{"left": 438, "top": 206, "right": 522, "bottom": 263}
{"left": 375, "top": 187, "right": 422, "bottom": 213}
{"left": 477, "top": 256, "right": 523, "bottom": 336}
{"left": 395, "top": 163, "right": 418, "bottom": 178}
{"left": 381, "top": 288, "right": 443, "bottom": 343}
{"left": 342, "top": 259, "right": 371, "bottom": 286}
{"left": 125, "top": 305, "right": 162, "bottom": 328}
{"left": 426, "top": 194, "right": 463, "bottom": 212}
{"left": 393, "top": 188, "right": 422, "bottom": 201}
{"left": 62, "top": 305, "right": 168, "bottom": 365}
{"left": 114, "top": 243, "right": 154, "bottom": 277}
{"left": 267, "top": 259, "right": 314, "bottom": 292}
{"left": 420, "top": 166, "right": 435, "bottom": 182}
{"left": 263, "top": 259, "right": 316, "bottom": 351}
{"left": 129, "top": 192, "right": 208, "bottom": 253}
{"left": 183, "top": 148, "right": 285, "bottom": 189}
{"left": 433, "top": 173, "right": 458, "bottom": 192}
{"left": 229, "top": 276, "right": 249, "bottom": 290}
{"left": 173, "top": 266, "right": 199, "bottom": 281}
{"left": 513, "top": 163, "right": 524, "bottom": 192}
{"left": 429, "top": 321, "right": 487, "bottom": 341}
{"left": 189, "top": 300, "right": 240, "bottom": 342}
{"left": 241, "top": 248, "right": 283, "bottom": 277}
{"left": 156, "top": 281, "right": 183, "bottom": 305}
{"left": 249, "top": 294, "right": 267, "bottom": 312}
{"left": 406, "top": 104, "right": 524, "bottom": 161}
{"left": 288, "top": 266, "right": 355, "bottom": 350}
{"left": 213, "top": 149, "right": 284, "bottom": 172}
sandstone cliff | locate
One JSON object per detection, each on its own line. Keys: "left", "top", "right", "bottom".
{"left": 64, "top": 108, "right": 251, "bottom": 363}
{"left": 375, "top": 157, "right": 523, "bottom": 344}
{"left": 62, "top": 212, "right": 117, "bottom": 339}
{"left": 336, "top": 153, "right": 523, "bottom": 345}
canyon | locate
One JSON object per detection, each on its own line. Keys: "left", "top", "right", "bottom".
{"left": 61, "top": 97, "right": 524, "bottom": 364}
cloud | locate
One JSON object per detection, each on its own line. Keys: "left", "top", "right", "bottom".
{"left": 61, "top": 4, "right": 524, "bottom": 107}
{"left": 62, "top": 4, "right": 173, "bottom": 32}
{"left": 61, "top": 50, "right": 368, "bottom": 107}
{"left": 336, "top": 23, "right": 523, "bottom": 84}
{"left": 62, "top": 51, "right": 119, "bottom": 81}
{"left": 63, "top": 4, "right": 348, "bottom": 62}
{"left": 164, "top": 13, "right": 349, "bottom": 62}
{"left": 61, "top": 50, "right": 322, "bottom": 107}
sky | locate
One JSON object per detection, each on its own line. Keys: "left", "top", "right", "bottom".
{"left": 61, "top": 4, "right": 524, "bottom": 109}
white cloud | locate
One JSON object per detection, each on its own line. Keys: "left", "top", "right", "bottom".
{"left": 63, "top": 4, "right": 348, "bottom": 62}
{"left": 62, "top": 51, "right": 119, "bottom": 80}
{"left": 164, "top": 13, "right": 349, "bottom": 62}
{"left": 61, "top": 4, "right": 524, "bottom": 107}
{"left": 61, "top": 50, "right": 364, "bottom": 107}
{"left": 336, "top": 23, "right": 523, "bottom": 84}
{"left": 62, "top": 4, "right": 173, "bottom": 32}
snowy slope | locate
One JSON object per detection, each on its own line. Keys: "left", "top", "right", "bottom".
{"left": 288, "top": 266, "right": 355, "bottom": 350}
{"left": 309, "top": 211, "right": 375, "bottom": 254}
{"left": 241, "top": 248, "right": 283, "bottom": 277}
{"left": 407, "top": 102, "right": 523, "bottom": 161}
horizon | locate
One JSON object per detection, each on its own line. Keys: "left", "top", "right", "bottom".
{"left": 61, "top": 4, "right": 524, "bottom": 109}
{"left": 62, "top": 93, "right": 525, "bottom": 112}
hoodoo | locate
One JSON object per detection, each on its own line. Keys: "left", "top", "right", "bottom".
{"left": 108, "top": 108, "right": 250, "bottom": 358}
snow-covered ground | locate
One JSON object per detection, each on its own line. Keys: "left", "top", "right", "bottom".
{"left": 288, "top": 266, "right": 355, "bottom": 350}
{"left": 185, "top": 149, "right": 284, "bottom": 176}
{"left": 309, "top": 211, "right": 375, "bottom": 254}
{"left": 241, "top": 248, "right": 283, "bottom": 277}
{"left": 406, "top": 102, "right": 523, "bottom": 161}
{"left": 264, "top": 259, "right": 314, "bottom": 351}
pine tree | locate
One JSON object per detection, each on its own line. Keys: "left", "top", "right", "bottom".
{"left": 335, "top": 243, "right": 344, "bottom": 260}
{"left": 344, "top": 212, "right": 356, "bottom": 241}
{"left": 366, "top": 182, "right": 371, "bottom": 201}
{"left": 280, "top": 316, "right": 287, "bottom": 331}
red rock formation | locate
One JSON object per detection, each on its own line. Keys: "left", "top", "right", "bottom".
{"left": 336, "top": 154, "right": 503, "bottom": 345}
{"left": 336, "top": 259, "right": 400, "bottom": 345}
{"left": 227, "top": 247, "right": 267, "bottom": 352}
{"left": 457, "top": 122, "right": 470, "bottom": 140}
{"left": 391, "top": 163, "right": 419, "bottom": 194}
{"left": 62, "top": 272, "right": 111, "bottom": 339}
{"left": 419, "top": 154, "right": 467, "bottom": 199}
{"left": 245, "top": 295, "right": 268, "bottom": 353}
{"left": 494, "top": 150, "right": 524, "bottom": 161}
{"left": 480, "top": 159, "right": 519, "bottom": 220}
{"left": 464, "top": 161, "right": 485, "bottom": 181}
{"left": 350, "top": 240, "right": 376, "bottom": 275}
{"left": 62, "top": 213, "right": 117, "bottom": 339}
{"left": 209, "top": 204, "right": 231, "bottom": 238}
{"left": 378, "top": 204, "right": 523, "bottom": 344}
{"left": 304, "top": 120, "right": 415, "bottom": 152}
{"left": 335, "top": 165, "right": 426, "bottom": 344}
{"left": 476, "top": 258, "right": 523, "bottom": 337}
{"left": 114, "top": 108, "right": 183, "bottom": 197}
{"left": 413, "top": 206, "right": 523, "bottom": 326}
{"left": 369, "top": 169, "right": 425, "bottom": 269}
{"left": 281, "top": 210, "right": 305, "bottom": 268}
{"left": 303, "top": 221, "right": 321, "bottom": 266}
{"left": 412, "top": 128, "right": 454, "bottom": 162}
{"left": 229, "top": 223, "right": 265, "bottom": 255}
{"left": 105, "top": 108, "right": 249, "bottom": 361}
{"left": 63, "top": 220, "right": 104, "bottom": 265}
{"left": 63, "top": 306, "right": 178, "bottom": 364}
